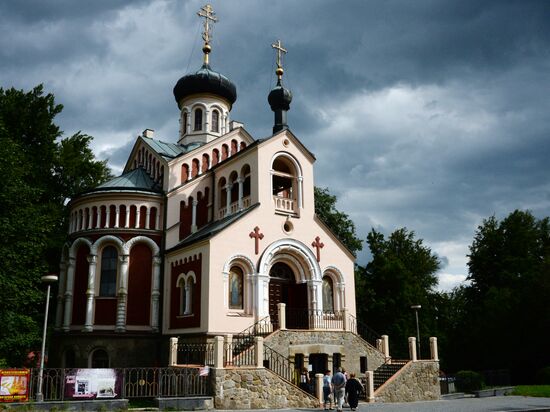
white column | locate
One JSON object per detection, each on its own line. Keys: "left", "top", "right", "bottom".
{"left": 315, "top": 373, "right": 323, "bottom": 404}
{"left": 278, "top": 303, "right": 286, "bottom": 330}
{"left": 430, "top": 337, "right": 439, "bottom": 361}
{"left": 135, "top": 208, "right": 141, "bottom": 228}
{"left": 297, "top": 176, "right": 304, "bottom": 209}
{"left": 155, "top": 209, "right": 160, "bottom": 230}
{"left": 191, "top": 200, "right": 198, "bottom": 233}
{"left": 76, "top": 211, "right": 82, "bottom": 231}
{"left": 255, "top": 337, "right": 264, "bottom": 368}
{"left": 87, "top": 211, "right": 93, "bottom": 230}
{"left": 151, "top": 256, "right": 161, "bottom": 332}
{"left": 255, "top": 272, "right": 270, "bottom": 318}
{"left": 213, "top": 336, "right": 224, "bottom": 369}
{"left": 54, "top": 262, "right": 67, "bottom": 330}
{"left": 105, "top": 208, "right": 111, "bottom": 228}
{"left": 115, "top": 254, "right": 129, "bottom": 332}
{"left": 382, "top": 335, "right": 390, "bottom": 359}
{"left": 114, "top": 206, "right": 120, "bottom": 228}
{"left": 146, "top": 208, "right": 151, "bottom": 229}
{"left": 205, "top": 109, "right": 210, "bottom": 132}
{"left": 409, "top": 337, "right": 417, "bottom": 362}
{"left": 95, "top": 208, "right": 100, "bottom": 229}
{"left": 82, "top": 255, "right": 97, "bottom": 332}
{"left": 125, "top": 205, "right": 130, "bottom": 228}
{"left": 342, "top": 308, "right": 349, "bottom": 331}
{"left": 225, "top": 183, "right": 232, "bottom": 217}
{"left": 237, "top": 177, "right": 244, "bottom": 211}
{"left": 366, "top": 371, "right": 375, "bottom": 403}
{"left": 169, "top": 337, "right": 178, "bottom": 366}
{"left": 62, "top": 258, "right": 76, "bottom": 331}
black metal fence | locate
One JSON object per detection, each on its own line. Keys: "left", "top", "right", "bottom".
{"left": 27, "top": 367, "right": 209, "bottom": 401}
{"left": 347, "top": 314, "right": 381, "bottom": 348}
{"left": 263, "top": 345, "right": 297, "bottom": 385}
{"left": 224, "top": 340, "right": 256, "bottom": 366}
{"left": 285, "top": 309, "right": 347, "bottom": 330}
{"left": 177, "top": 341, "right": 215, "bottom": 366}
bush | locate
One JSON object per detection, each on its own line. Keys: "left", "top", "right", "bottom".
{"left": 455, "top": 370, "right": 485, "bottom": 392}
{"left": 536, "top": 367, "right": 550, "bottom": 385}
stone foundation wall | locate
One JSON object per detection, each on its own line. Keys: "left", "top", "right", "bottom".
{"left": 211, "top": 367, "right": 319, "bottom": 409}
{"left": 375, "top": 360, "right": 440, "bottom": 402}
{"left": 265, "top": 330, "right": 386, "bottom": 374}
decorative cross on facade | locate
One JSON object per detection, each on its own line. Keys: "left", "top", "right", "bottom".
{"left": 312, "top": 236, "right": 324, "bottom": 262}
{"left": 249, "top": 226, "right": 264, "bottom": 255}
{"left": 271, "top": 39, "right": 287, "bottom": 80}
{"left": 197, "top": 4, "right": 218, "bottom": 45}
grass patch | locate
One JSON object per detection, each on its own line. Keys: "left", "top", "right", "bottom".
{"left": 513, "top": 385, "right": 550, "bottom": 397}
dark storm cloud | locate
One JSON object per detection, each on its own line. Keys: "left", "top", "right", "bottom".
{"left": 2, "top": 0, "right": 549, "bottom": 290}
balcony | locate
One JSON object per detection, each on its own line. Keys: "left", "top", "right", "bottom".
{"left": 273, "top": 195, "right": 297, "bottom": 215}
{"left": 218, "top": 196, "right": 251, "bottom": 219}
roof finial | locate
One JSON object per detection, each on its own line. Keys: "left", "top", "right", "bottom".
{"left": 197, "top": 4, "right": 218, "bottom": 65}
{"left": 271, "top": 39, "right": 287, "bottom": 83}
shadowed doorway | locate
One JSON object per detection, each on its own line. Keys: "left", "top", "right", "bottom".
{"left": 268, "top": 262, "right": 308, "bottom": 328}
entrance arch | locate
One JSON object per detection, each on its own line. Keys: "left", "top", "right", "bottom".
{"left": 268, "top": 262, "right": 308, "bottom": 328}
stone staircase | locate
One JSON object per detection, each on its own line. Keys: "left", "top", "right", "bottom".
{"left": 373, "top": 360, "right": 408, "bottom": 390}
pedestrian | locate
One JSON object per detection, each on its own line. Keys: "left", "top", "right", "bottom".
{"left": 323, "top": 369, "right": 333, "bottom": 410}
{"left": 332, "top": 367, "right": 347, "bottom": 412}
{"left": 345, "top": 372, "right": 364, "bottom": 411}
{"left": 299, "top": 367, "right": 311, "bottom": 393}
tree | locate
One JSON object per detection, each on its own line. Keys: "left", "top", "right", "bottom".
{"left": 0, "top": 85, "right": 111, "bottom": 365}
{"left": 360, "top": 228, "right": 440, "bottom": 358}
{"left": 314, "top": 187, "right": 362, "bottom": 256}
{"left": 451, "top": 210, "right": 550, "bottom": 382}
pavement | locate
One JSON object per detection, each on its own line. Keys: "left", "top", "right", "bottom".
{"left": 214, "top": 396, "right": 550, "bottom": 412}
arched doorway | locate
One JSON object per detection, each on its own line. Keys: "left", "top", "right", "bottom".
{"left": 268, "top": 262, "right": 308, "bottom": 328}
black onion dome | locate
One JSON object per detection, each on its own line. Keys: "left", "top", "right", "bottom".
{"left": 268, "top": 81, "right": 292, "bottom": 111}
{"left": 173, "top": 63, "right": 237, "bottom": 106}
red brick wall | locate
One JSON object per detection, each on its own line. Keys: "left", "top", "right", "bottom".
{"left": 72, "top": 245, "right": 89, "bottom": 325}
{"left": 170, "top": 254, "right": 202, "bottom": 329}
{"left": 127, "top": 243, "right": 152, "bottom": 325}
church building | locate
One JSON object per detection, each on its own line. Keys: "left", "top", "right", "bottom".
{"left": 51, "top": 5, "right": 385, "bottom": 379}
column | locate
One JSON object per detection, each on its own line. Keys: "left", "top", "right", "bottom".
{"left": 342, "top": 308, "right": 348, "bottom": 331}
{"left": 156, "top": 209, "right": 161, "bottom": 230}
{"left": 151, "top": 257, "right": 161, "bottom": 332}
{"left": 278, "top": 303, "right": 286, "bottom": 330}
{"left": 88, "top": 210, "right": 93, "bottom": 230}
{"left": 409, "top": 337, "right": 417, "bottom": 362}
{"left": 135, "top": 208, "right": 141, "bottom": 228}
{"left": 225, "top": 183, "right": 232, "bottom": 217}
{"left": 297, "top": 176, "right": 304, "bottom": 209}
{"left": 255, "top": 272, "right": 270, "bottom": 318}
{"left": 213, "top": 336, "right": 224, "bottom": 369}
{"left": 169, "top": 337, "right": 178, "bottom": 366}
{"left": 365, "top": 371, "right": 375, "bottom": 403}
{"left": 429, "top": 337, "right": 439, "bottom": 361}
{"left": 95, "top": 208, "right": 100, "bottom": 228}
{"left": 105, "top": 208, "right": 111, "bottom": 228}
{"left": 114, "top": 206, "right": 120, "bottom": 228}
{"left": 83, "top": 255, "right": 97, "bottom": 332}
{"left": 115, "top": 254, "right": 129, "bottom": 332}
{"left": 224, "top": 334, "right": 233, "bottom": 366}
{"left": 191, "top": 200, "right": 198, "bottom": 232}
{"left": 382, "top": 335, "right": 390, "bottom": 359}
{"left": 54, "top": 262, "right": 67, "bottom": 330}
{"left": 315, "top": 373, "right": 323, "bottom": 404}
{"left": 146, "top": 208, "right": 151, "bottom": 229}
{"left": 237, "top": 177, "right": 244, "bottom": 210}
{"left": 62, "top": 258, "right": 76, "bottom": 331}
{"left": 125, "top": 205, "right": 130, "bottom": 228}
{"left": 76, "top": 211, "right": 81, "bottom": 231}
{"left": 254, "top": 337, "right": 264, "bottom": 368}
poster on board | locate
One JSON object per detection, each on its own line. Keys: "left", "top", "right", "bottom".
{"left": 0, "top": 369, "right": 29, "bottom": 403}
{"left": 64, "top": 369, "right": 121, "bottom": 399}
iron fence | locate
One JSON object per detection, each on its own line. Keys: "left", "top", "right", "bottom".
{"left": 263, "top": 345, "right": 297, "bottom": 385}
{"left": 285, "top": 309, "right": 346, "bottom": 330}
{"left": 347, "top": 313, "right": 381, "bottom": 348}
{"left": 177, "top": 341, "right": 215, "bottom": 366}
{"left": 25, "top": 367, "right": 209, "bottom": 401}
{"left": 223, "top": 340, "right": 256, "bottom": 366}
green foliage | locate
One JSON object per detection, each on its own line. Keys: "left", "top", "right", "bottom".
{"left": 536, "top": 367, "right": 550, "bottom": 385}
{"left": 314, "top": 187, "right": 362, "bottom": 256}
{"left": 513, "top": 385, "right": 550, "bottom": 398}
{"left": 359, "top": 228, "right": 440, "bottom": 357}
{"left": 0, "top": 85, "right": 111, "bottom": 366}
{"left": 455, "top": 370, "right": 485, "bottom": 392}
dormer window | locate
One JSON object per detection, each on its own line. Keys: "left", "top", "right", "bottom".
{"left": 212, "top": 109, "right": 220, "bottom": 132}
{"left": 194, "top": 108, "right": 203, "bottom": 131}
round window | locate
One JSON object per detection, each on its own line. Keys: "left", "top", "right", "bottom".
{"left": 283, "top": 139, "right": 290, "bottom": 147}
{"left": 283, "top": 221, "right": 293, "bottom": 234}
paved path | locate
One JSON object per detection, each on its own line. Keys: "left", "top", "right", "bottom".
{"left": 217, "top": 396, "right": 550, "bottom": 412}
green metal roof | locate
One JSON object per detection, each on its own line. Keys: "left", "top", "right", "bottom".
{"left": 93, "top": 167, "right": 162, "bottom": 193}
{"left": 143, "top": 137, "right": 204, "bottom": 160}
{"left": 166, "top": 203, "right": 260, "bottom": 253}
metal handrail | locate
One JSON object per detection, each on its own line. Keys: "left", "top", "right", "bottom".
{"left": 347, "top": 313, "right": 382, "bottom": 348}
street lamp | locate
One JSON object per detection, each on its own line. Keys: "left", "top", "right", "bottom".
{"left": 36, "top": 274, "right": 58, "bottom": 402}
{"left": 410, "top": 305, "right": 421, "bottom": 359}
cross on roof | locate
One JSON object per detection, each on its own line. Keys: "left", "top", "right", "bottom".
{"left": 312, "top": 236, "right": 324, "bottom": 262}
{"left": 249, "top": 226, "right": 264, "bottom": 255}
{"left": 198, "top": 4, "right": 218, "bottom": 45}
{"left": 271, "top": 39, "right": 287, "bottom": 70}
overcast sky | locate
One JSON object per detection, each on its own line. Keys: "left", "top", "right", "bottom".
{"left": 2, "top": 0, "right": 549, "bottom": 291}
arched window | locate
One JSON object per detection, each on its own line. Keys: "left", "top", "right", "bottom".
{"left": 99, "top": 246, "right": 118, "bottom": 297}
{"left": 185, "top": 277, "right": 194, "bottom": 314}
{"left": 211, "top": 149, "right": 219, "bottom": 166}
{"left": 211, "top": 109, "right": 219, "bottom": 132}
{"left": 194, "top": 108, "right": 203, "bottom": 131}
{"left": 177, "top": 274, "right": 194, "bottom": 315}
{"left": 322, "top": 276, "right": 334, "bottom": 312}
{"left": 178, "top": 277, "right": 187, "bottom": 316}
{"left": 90, "top": 349, "right": 109, "bottom": 368}
{"left": 183, "top": 112, "right": 188, "bottom": 133}
{"left": 229, "top": 266, "right": 244, "bottom": 309}
{"left": 202, "top": 153, "right": 210, "bottom": 173}
{"left": 272, "top": 156, "right": 295, "bottom": 198}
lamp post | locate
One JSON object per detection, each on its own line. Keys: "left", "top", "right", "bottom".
{"left": 36, "top": 274, "right": 58, "bottom": 402}
{"left": 410, "top": 305, "right": 421, "bottom": 359}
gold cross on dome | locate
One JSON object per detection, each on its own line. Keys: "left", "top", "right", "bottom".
{"left": 198, "top": 4, "right": 218, "bottom": 45}
{"left": 271, "top": 39, "right": 287, "bottom": 71}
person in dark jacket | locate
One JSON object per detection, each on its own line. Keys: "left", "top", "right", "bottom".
{"left": 345, "top": 372, "right": 364, "bottom": 411}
